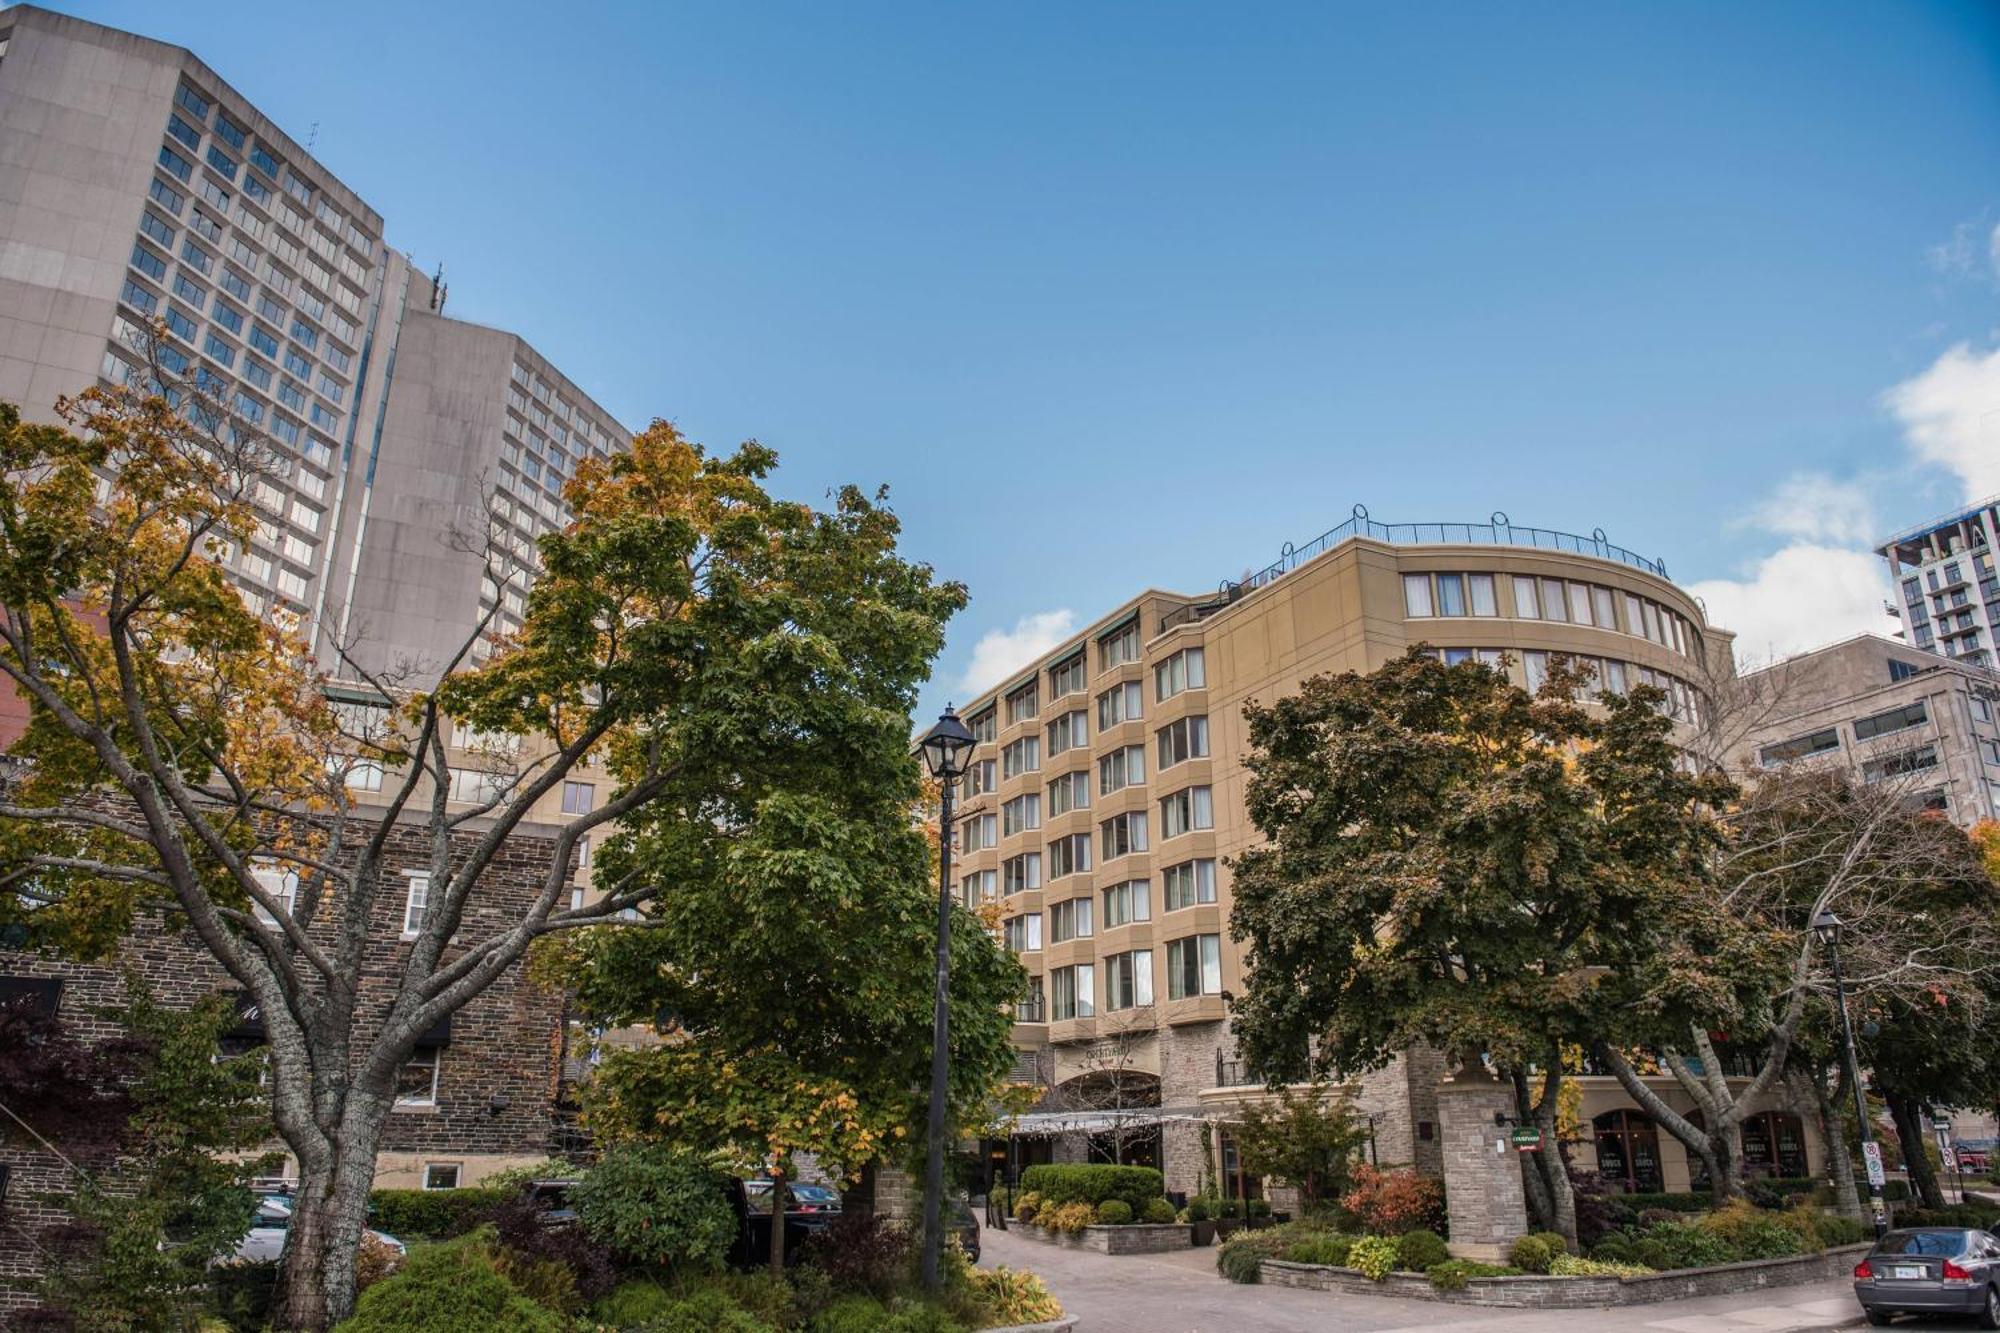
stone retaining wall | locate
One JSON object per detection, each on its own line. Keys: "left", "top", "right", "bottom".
{"left": 1016, "top": 1222, "right": 1194, "bottom": 1255}
{"left": 1260, "top": 1243, "right": 1869, "bottom": 1308}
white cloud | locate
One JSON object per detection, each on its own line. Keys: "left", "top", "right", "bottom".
{"left": 1735, "top": 471, "right": 1876, "bottom": 546}
{"left": 957, "top": 609, "right": 1077, "bottom": 698}
{"left": 1883, "top": 342, "right": 2000, "bottom": 500}
{"left": 1925, "top": 219, "right": 2000, "bottom": 282}
{"left": 1688, "top": 543, "right": 1894, "bottom": 661}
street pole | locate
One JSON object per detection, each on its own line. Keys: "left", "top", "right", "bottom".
{"left": 1826, "top": 927, "right": 1886, "bottom": 1239}
{"left": 922, "top": 771, "right": 953, "bottom": 1290}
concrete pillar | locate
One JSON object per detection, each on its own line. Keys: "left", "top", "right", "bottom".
{"left": 1436, "top": 1073, "right": 1529, "bottom": 1261}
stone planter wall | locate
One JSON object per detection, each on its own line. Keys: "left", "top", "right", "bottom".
{"left": 980, "top": 1320, "right": 1077, "bottom": 1333}
{"left": 1260, "top": 1243, "right": 1870, "bottom": 1309}
{"left": 1015, "top": 1221, "right": 1195, "bottom": 1254}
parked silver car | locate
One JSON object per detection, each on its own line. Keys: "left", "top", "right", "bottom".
{"left": 1852, "top": 1228, "right": 2000, "bottom": 1327}
{"left": 233, "top": 1195, "right": 407, "bottom": 1264}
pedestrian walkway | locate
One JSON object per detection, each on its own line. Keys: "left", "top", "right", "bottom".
{"left": 978, "top": 1226, "right": 1867, "bottom": 1333}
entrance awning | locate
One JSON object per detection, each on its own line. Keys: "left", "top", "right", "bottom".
{"left": 1002, "top": 1106, "right": 1210, "bottom": 1138}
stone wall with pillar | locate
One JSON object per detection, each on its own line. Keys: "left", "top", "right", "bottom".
{"left": 1436, "top": 1072, "right": 1529, "bottom": 1261}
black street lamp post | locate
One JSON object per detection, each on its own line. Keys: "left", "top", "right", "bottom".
{"left": 915, "top": 704, "right": 977, "bottom": 1292}
{"left": 1815, "top": 910, "right": 1886, "bottom": 1239}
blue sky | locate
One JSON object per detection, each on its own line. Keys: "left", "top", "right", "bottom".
{"left": 45, "top": 0, "right": 2000, "bottom": 711}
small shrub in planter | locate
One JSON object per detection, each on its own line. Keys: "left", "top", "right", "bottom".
{"left": 1349, "top": 1234, "right": 1399, "bottom": 1281}
{"left": 966, "top": 1266, "right": 1064, "bottom": 1326}
{"left": 1246, "top": 1199, "right": 1272, "bottom": 1219}
{"left": 1394, "top": 1229, "right": 1449, "bottom": 1272}
{"left": 1427, "top": 1259, "right": 1522, "bottom": 1290}
{"left": 1341, "top": 1166, "right": 1447, "bottom": 1237}
{"left": 1142, "top": 1198, "right": 1177, "bottom": 1224}
{"left": 1216, "top": 1231, "right": 1288, "bottom": 1284}
{"left": 1816, "top": 1214, "right": 1867, "bottom": 1247}
{"left": 1012, "top": 1190, "right": 1043, "bottom": 1222}
{"left": 1550, "top": 1254, "right": 1653, "bottom": 1277}
{"left": 1509, "top": 1234, "right": 1554, "bottom": 1273}
{"left": 339, "top": 1229, "right": 565, "bottom": 1333}
{"left": 1697, "top": 1201, "right": 1804, "bottom": 1260}
{"left": 1281, "top": 1234, "right": 1354, "bottom": 1266}
{"left": 1095, "top": 1199, "right": 1133, "bottom": 1225}
{"left": 1018, "top": 1163, "right": 1165, "bottom": 1213}
{"left": 1043, "top": 1201, "right": 1096, "bottom": 1234}
{"left": 1632, "top": 1219, "right": 1734, "bottom": 1270}
{"left": 801, "top": 1211, "right": 912, "bottom": 1300}
{"left": 1588, "top": 1234, "right": 1638, "bottom": 1264}
{"left": 366, "top": 1187, "right": 511, "bottom": 1240}
{"left": 1182, "top": 1197, "right": 1211, "bottom": 1223}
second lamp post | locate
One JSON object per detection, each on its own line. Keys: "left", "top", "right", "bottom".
{"left": 915, "top": 704, "right": 977, "bottom": 1291}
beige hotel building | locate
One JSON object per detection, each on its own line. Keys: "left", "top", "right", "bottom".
{"left": 962, "top": 513, "right": 1822, "bottom": 1202}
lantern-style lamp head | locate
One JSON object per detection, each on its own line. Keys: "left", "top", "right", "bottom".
{"left": 917, "top": 704, "right": 977, "bottom": 781}
{"left": 1812, "top": 910, "right": 1843, "bottom": 948}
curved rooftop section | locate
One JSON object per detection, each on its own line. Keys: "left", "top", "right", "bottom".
{"left": 1228, "top": 505, "right": 1670, "bottom": 595}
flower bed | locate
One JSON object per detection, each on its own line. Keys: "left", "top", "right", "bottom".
{"left": 1013, "top": 1221, "right": 1196, "bottom": 1255}
{"left": 1259, "top": 1243, "right": 1871, "bottom": 1308}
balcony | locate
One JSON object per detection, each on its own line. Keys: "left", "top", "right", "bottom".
{"left": 1014, "top": 994, "right": 1046, "bottom": 1024}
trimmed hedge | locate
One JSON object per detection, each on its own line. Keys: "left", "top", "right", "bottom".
{"left": 1019, "top": 1164, "right": 1164, "bottom": 1214}
{"left": 367, "top": 1188, "right": 510, "bottom": 1239}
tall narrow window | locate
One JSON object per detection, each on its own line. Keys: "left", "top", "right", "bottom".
{"left": 1435, "top": 574, "right": 1466, "bottom": 617}
{"left": 1402, "top": 574, "right": 1434, "bottom": 617}
{"left": 1513, "top": 577, "right": 1540, "bottom": 618}
{"left": 401, "top": 873, "right": 429, "bottom": 936}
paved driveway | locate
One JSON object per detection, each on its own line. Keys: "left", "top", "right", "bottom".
{"left": 977, "top": 1225, "right": 1868, "bottom": 1333}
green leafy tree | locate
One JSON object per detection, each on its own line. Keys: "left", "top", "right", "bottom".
{"left": 1228, "top": 650, "right": 1732, "bottom": 1244}
{"left": 1230, "top": 1080, "right": 1369, "bottom": 1213}
{"left": 0, "top": 372, "right": 967, "bottom": 1328}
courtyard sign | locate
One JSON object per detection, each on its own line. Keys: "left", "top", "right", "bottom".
{"left": 1510, "top": 1125, "right": 1544, "bottom": 1153}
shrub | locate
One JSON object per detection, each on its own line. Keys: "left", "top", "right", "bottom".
{"left": 1427, "top": 1259, "right": 1522, "bottom": 1290}
{"left": 636, "top": 1284, "right": 780, "bottom": 1333}
{"left": 570, "top": 1144, "right": 736, "bottom": 1274}
{"left": 1698, "top": 1201, "right": 1804, "bottom": 1260}
{"left": 1142, "top": 1197, "right": 1177, "bottom": 1224}
{"left": 1095, "top": 1199, "right": 1133, "bottom": 1226}
{"left": 1568, "top": 1170, "right": 1633, "bottom": 1250}
{"left": 1042, "top": 1201, "right": 1096, "bottom": 1234}
{"left": 591, "top": 1280, "right": 678, "bottom": 1328}
{"left": 1613, "top": 1190, "right": 1708, "bottom": 1214}
{"left": 1589, "top": 1234, "right": 1638, "bottom": 1264}
{"left": 1011, "top": 1190, "right": 1043, "bottom": 1222}
{"left": 1216, "top": 1230, "right": 1289, "bottom": 1283}
{"left": 206, "top": 1259, "right": 278, "bottom": 1333}
{"left": 355, "top": 1233, "right": 403, "bottom": 1293}
{"left": 1018, "top": 1164, "right": 1165, "bottom": 1214}
{"left": 1349, "top": 1234, "right": 1399, "bottom": 1281}
{"left": 338, "top": 1229, "right": 565, "bottom": 1333}
{"left": 1636, "top": 1207, "right": 1682, "bottom": 1228}
{"left": 1634, "top": 1219, "right": 1734, "bottom": 1270}
{"left": 787, "top": 1265, "right": 837, "bottom": 1320}
{"left": 964, "top": 1267, "right": 1063, "bottom": 1326}
{"left": 365, "top": 1188, "right": 510, "bottom": 1240}
{"left": 1395, "top": 1229, "right": 1449, "bottom": 1271}
{"left": 1182, "top": 1196, "right": 1211, "bottom": 1223}
{"left": 1817, "top": 1214, "right": 1867, "bottom": 1247}
{"left": 1897, "top": 1204, "right": 2000, "bottom": 1230}
{"left": 482, "top": 1193, "right": 618, "bottom": 1304}
{"left": 1340, "top": 1166, "right": 1447, "bottom": 1237}
{"left": 1281, "top": 1234, "right": 1355, "bottom": 1266}
{"left": 812, "top": 1295, "right": 892, "bottom": 1333}
{"left": 801, "top": 1211, "right": 911, "bottom": 1300}
{"left": 492, "top": 1251, "right": 578, "bottom": 1316}
{"left": 1246, "top": 1199, "right": 1272, "bottom": 1219}
{"left": 1508, "top": 1234, "right": 1555, "bottom": 1274}
{"left": 1551, "top": 1253, "right": 1653, "bottom": 1277}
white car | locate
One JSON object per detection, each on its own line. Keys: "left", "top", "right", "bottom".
{"left": 234, "top": 1195, "right": 407, "bottom": 1263}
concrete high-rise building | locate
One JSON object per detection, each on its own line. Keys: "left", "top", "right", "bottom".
{"left": 959, "top": 512, "right": 1830, "bottom": 1207}
{"left": 1878, "top": 496, "right": 2000, "bottom": 670}
{"left": 0, "top": 4, "right": 628, "bottom": 678}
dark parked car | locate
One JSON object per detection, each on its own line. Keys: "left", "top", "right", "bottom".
{"left": 948, "top": 1196, "right": 980, "bottom": 1263}
{"left": 1853, "top": 1228, "right": 2000, "bottom": 1327}
{"left": 519, "top": 1178, "right": 579, "bottom": 1227}
{"left": 729, "top": 1177, "right": 839, "bottom": 1268}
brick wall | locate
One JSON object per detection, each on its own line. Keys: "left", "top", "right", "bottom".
{"left": 0, "top": 809, "right": 569, "bottom": 1312}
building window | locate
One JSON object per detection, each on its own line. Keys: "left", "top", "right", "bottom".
{"left": 1002, "top": 913, "right": 1042, "bottom": 954}
{"left": 1099, "top": 621, "right": 1142, "bottom": 671}
{"left": 1047, "top": 833, "right": 1092, "bottom": 879}
{"left": 1154, "top": 647, "right": 1205, "bottom": 702}
{"left": 959, "top": 869, "right": 996, "bottom": 908}
{"left": 1163, "top": 858, "right": 1217, "bottom": 910}
{"left": 561, "top": 781, "right": 595, "bottom": 815}
{"left": 1097, "top": 681, "right": 1142, "bottom": 730}
{"left": 1167, "top": 934, "right": 1222, "bottom": 999}
{"left": 1103, "top": 950, "right": 1153, "bottom": 1011}
{"left": 1159, "top": 786, "right": 1213, "bottom": 838}
{"left": 1591, "top": 585, "right": 1616, "bottom": 627}
{"left": 1049, "top": 654, "right": 1086, "bottom": 698}
{"left": 1862, "top": 745, "right": 1939, "bottom": 783}
{"left": 1002, "top": 794, "right": 1041, "bottom": 837}
{"left": 1046, "top": 710, "right": 1087, "bottom": 756}
{"left": 1852, "top": 700, "right": 1927, "bottom": 741}
{"left": 1051, "top": 964, "right": 1095, "bottom": 1020}
{"left": 251, "top": 862, "right": 298, "bottom": 927}
{"left": 345, "top": 760, "right": 384, "bottom": 792}
{"left": 962, "top": 758, "right": 998, "bottom": 798}
{"left": 1100, "top": 811, "right": 1148, "bottom": 860}
{"left": 1002, "top": 737, "right": 1041, "bottom": 778}
{"left": 1047, "top": 771, "right": 1090, "bottom": 816}
{"left": 1102, "top": 879, "right": 1150, "bottom": 927}
{"left": 131, "top": 244, "right": 168, "bottom": 280}
{"left": 1005, "top": 682, "right": 1039, "bottom": 725}
{"left": 1513, "top": 577, "right": 1541, "bottom": 618}
{"left": 422, "top": 1163, "right": 462, "bottom": 1190}
{"left": 396, "top": 1045, "right": 440, "bottom": 1107}
{"left": 448, "top": 768, "right": 511, "bottom": 805}
{"left": 401, "top": 873, "right": 429, "bottom": 936}
{"left": 960, "top": 814, "right": 998, "bottom": 851}
{"left": 1402, "top": 574, "right": 1434, "bottom": 617}
{"left": 1002, "top": 853, "right": 1041, "bottom": 895}
{"left": 1156, "top": 716, "right": 1209, "bottom": 769}
{"left": 1098, "top": 745, "right": 1144, "bottom": 796}
{"left": 1049, "top": 896, "right": 1093, "bottom": 943}
{"left": 1887, "top": 659, "right": 1920, "bottom": 683}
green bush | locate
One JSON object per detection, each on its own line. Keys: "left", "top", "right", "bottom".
{"left": 1142, "top": 1197, "right": 1177, "bottom": 1224}
{"left": 1610, "top": 1191, "right": 1707, "bottom": 1214}
{"left": 1041, "top": 1201, "right": 1096, "bottom": 1234}
{"left": 1182, "top": 1196, "right": 1211, "bottom": 1222}
{"left": 1897, "top": 1204, "right": 2000, "bottom": 1231}
{"left": 1095, "top": 1199, "right": 1133, "bottom": 1226}
{"left": 1697, "top": 1201, "right": 1804, "bottom": 1260}
{"left": 1508, "top": 1234, "right": 1553, "bottom": 1273}
{"left": 365, "top": 1188, "right": 510, "bottom": 1240}
{"left": 1550, "top": 1254, "right": 1652, "bottom": 1278}
{"left": 1017, "top": 1164, "right": 1165, "bottom": 1214}
{"left": 1282, "top": 1234, "right": 1355, "bottom": 1267}
{"left": 1816, "top": 1214, "right": 1867, "bottom": 1247}
{"left": 208, "top": 1259, "right": 279, "bottom": 1333}
{"left": 1246, "top": 1199, "right": 1272, "bottom": 1219}
{"left": 336, "top": 1229, "right": 565, "bottom": 1333}
{"left": 1427, "top": 1259, "right": 1522, "bottom": 1291}
{"left": 592, "top": 1280, "right": 679, "bottom": 1328}
{"left": 812, "top": 1295, "right": 893, "bottom": 1333}
{"left": 1349, "top": 1235, "right": 1399, "bottom": 1281}
{"left": 1395, "top": 1229, "right": 1449, "bottom": 1271}
{"left": 1011, "top": 1190, "right": 1042, "bottom": 1222}
{"left": 1589, "top": 1234, "right": 1638, "bottom": 1264}
{"left": 1216, "top": 1231, "right": 1289, "bottom": 1283}
{"left": 571, "top": 1144, "right": 737, "bottom": 1273}
{"left": 634, "top": 1285, "right": 779, "bottom": 1333}
{"left": 1633, "top": 1219, "right": 1735, "bottom": 1270}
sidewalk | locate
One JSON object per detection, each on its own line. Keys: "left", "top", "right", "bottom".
{"left": 979, "top": 1225, "right": 1866, "bottom": 1333}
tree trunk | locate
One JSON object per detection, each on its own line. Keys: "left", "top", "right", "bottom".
{"left": 1512, "top": 1071, "right": 1555, "bottom": 1233}
{"left": 1595, "top": 1045, "right": 1722, "bottom": 1198}
{"left": 768, "top": 1166, "right": 788, "bottom": 1274}
{"left": 277, "top": 1136, "right": 379, "bottom": 1329}
{"left": 1797, "top": 1068, "right": 1862, "bottom": 1223}
{"left": 1888, "top": 1094, "right": 1945, "bottom": 1209}
{"left": 1708, "top": 1124, "right": 1743, "bottom": 1207}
